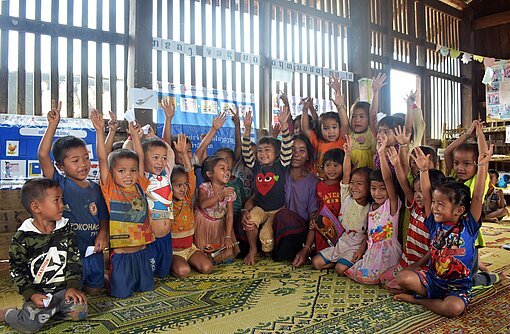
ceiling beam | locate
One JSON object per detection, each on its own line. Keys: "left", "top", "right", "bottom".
{"left": 439, "top": 0, "right": 467, "bottom": 11}
{"left": 473, "top": 10, "right": 510, "bottom": 30}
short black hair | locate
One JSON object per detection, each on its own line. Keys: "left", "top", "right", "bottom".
{"left": 112, "top": 141, "right": 124, "bottom": 152}
{"left": 454, "top": 143, "right": 478, "bottom": 160}
{"left": 322, "top": 148, "right": 345, "bottom": 166}
{"left": 370, "top": 169, "right": 384, "bottom": 183}
{"left": 51, "top": 136, "right": 87, "bottom": 164}
{"left": 107, "top": 149, "right": 139, "bottom": 170}
{"left": 435, "top": 181, "right": 471, "bottom": 216}
{"left": 411, "top": 146, "right": 438, "bottom": 166}
{"left": 170, "top": 135, "right": 192, "bottom": 151}
{"left": 171, "top": 165, "right": 188, "bottom": 183}
{"left": 215, "top": 147, "right": 235, "bottom": 161}
{"left": 258, "top": 136, "right": 281, "bottom": 156}
{"left": 142, "top": 137, "right": 168, "bottom": 154}
{"left": 378, "top": 115, "right": 405, "bottom": 130}
{"left": 21, "top": 178, "right": 60, "bottom": 214}
{"left": 201, "top": 155, "right": 227, "bottom": 182}
{"left": 489, "top": 169, "right": 499, "bottom": 179}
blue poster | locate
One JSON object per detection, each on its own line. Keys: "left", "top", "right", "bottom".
{"left": 0, "top": 115, "right": 98, "bottom": 189}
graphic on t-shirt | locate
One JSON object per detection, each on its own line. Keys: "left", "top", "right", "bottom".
{"left": 430, "top": 223, "right": 470, "bottom": 280}
{"left": 256, "top": 172, "right": 279, "bottom": 196}
{"left": 31, "top": 246, "right": 67, "bottom": 285}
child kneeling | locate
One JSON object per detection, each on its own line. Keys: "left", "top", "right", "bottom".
{"left": 0, "top": 179, "right": 87, "bottom": 333}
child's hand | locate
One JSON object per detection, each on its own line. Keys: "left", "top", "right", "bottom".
{"left": 243, "top": 110, "right": 253, "bottom": 130}
{"left": 47, "top": 100, "right": 62, "bottom": 126}
{"left": 231, "top": 107, "right": 240, "bottom": 126}
{"left": 279, "top": 91, "right": 289, "bottom": 107}
{"left": 173, "top": 133, "right": 188, "bottom": 154}
{"left": 241, "top": 210, "right": 255, "bottom": 231}
{"left": 301, "top": 97, "right": 312, "bottom": 111}
{"left": 343, "top": 134, "right": 353, "bottom": 155}
{"left": 394, "top": 125, "right": 411, "bottom": 145}
{"left": 377, "top": 133, "right": 388, "bottom": 154}
{"left": 386, "top": 146, "right": 400, "bottom": 167}
{"left": 272, "top": 122, "right": 281, "bottom": 138}
{"left": 161, "top": 97, "right": 175, "bottom": 119}
{"left": 329, "top": 76, "right": 345, "bottom": 108}
{"left": 31, "top": 293, "right": 49, "bottom": 308}
{"left": 308, "top": 218, "right": 317, "bottom": 230}
{"left": 474, "top": 119, "right": 485, "bottom": 138}
{"left": 128, "top": 121, "right": 142, "bottom": 139}
{"left": 478, "top": 144, "right": 493, "bottom": 165}
{"left": 352, "top": 247, "right": 365, "bottom": 262}
{"left": 465, "top": 121, "right": 477, "bottom": 138}
{"left": 213, "top": 111, "right": 227, "bottom": 130}
{"left": 144, "top": 125, "right": 157, "bottom": 139}
{"left": 411, "top": 146, "right": 430, "bottom": 172}
{"left": 405, "top": 90, "right": 416, "bottom": 106}
{"left": 90, "top": 109, "right": 105, "bottom": 131}
{"left": 94, "top": 229, "right": 108, "bottom": 252}
{"left": 219, "top": 187, "right": 235, "bottom": 201}
{"left": 65, "top": 288, "right": 87, "bottom": 304}
{"left": 277, "top": 106, "right": 290, "bottom": 128}
{"left": 107, "top": 111, "right": 120, "bottom": 132}
{"left": 371, "top": 72, "right": 388, "bottom": 92}
{"left": 224, "top": 237, "right": 234, "bottom": 249}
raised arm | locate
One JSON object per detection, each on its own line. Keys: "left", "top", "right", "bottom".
{"left": 370, "top": 73, "right": 387, "bottom": 137}
{"left": 378, "top": 134, "right": 399, "bottom": 215}
{"left": 444, "top": 121, "right": 476, "bottom": 174}
{"left": 231, "top": 107, "right": 242, "bottom": 161}
{"left": 300, "top": 97, "right": 313, "bottom": 138}
{"left": 38, "top": 100, "right": 61, "bottom": 179}
{"left": 278, "top": 106, "right": 294, "bottom": 167}
{"left": 195, "top": 112, "right": 227, "bottom": 163}
{"left": 174, "top": 133, "right": 192, "bottom": 173}
{"left": 330, "top": 75, "right": 349, "bottom": 139}
{"left": 105, "top": 111, "right": 120, "bottom": 156}
{"left": 128, "top": 121, "right": 145, "bottom": 176}
{"left": 308, "top": 98, "right": 319, "bottom": 122}
{"left": 387, "top": 146, "right": 414, "bottom": 205}
{"left": 162, "top": 97, "right": 175, "bottom": 144}
{"left": 411, "top": 147, "right": 433, "bottom": 217}
{"left": 241, "top": 110, "right": 255, "bottom": 168}
{"left": 471, "top": 144, "right": 492, "bottom": 222}
{"left": 404, "top": 91, "right": 415, "bottom": 139}
{"left": 342, "top": 135, "right": 353, "bottom": 184}
{"left": 91, "top": 109, "right": 109, "bottom": 186}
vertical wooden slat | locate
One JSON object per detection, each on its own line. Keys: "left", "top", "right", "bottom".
{"left": 156, "top": 0, "right": 162, "bottom": 89}
{"left": 249, "top": 0, "right": 255, "bottom": 95}
{"left": 51, "top": 0, "right": 59, "bottom": 104}
{"left": 221, "top": 0, "right": 227, "bottom": 90}
{"left": 81, "top": 0, "right": 88, "bottom": 117}
{"left": 201, "top": 0, "right": 206, "bottom": 88}
{"left": 179, "top": 0, "right": 185, "bottom": 85}
{"left": 17, "top": 0, "right": 26, "bottom": 114}
{"left": 190, "top": 0, "right": 196, "bottom": 86}
{"left": 282, "top": 8, "right": 288, "bottom": 95}
{"left": 275, "top": 6, "right": 281, "bottom": 96}
{"left": 66, "top": 0, "right": 74, "bottom": 117}
{"left": 96, "top": 0, "right": 103, "bottom": 112}
{"left": 34, "top": 0, "right": 42, "bottom": 116}
{"left": 0, "top": 1, "right": 9, "bottom": 113}
{"left": 230, "top": 0, "right": 236, "bottom": 91}
{"left": 290, "top": 10, "right": 295, "bottom": 96}
{"left": 212, "top": 0, "right": 217, "bottom": 89}
{"left": 169, "top": 0, "right": 174, "bottom": 84}
{"left": 239, "top": 0, "right": 245, "bottom": 93}
{"left": 109, "top": 0, "right": 117, "bottom": 113}
{"left": 306, "top": 16, "right": 312, "bottom": 96}
{"left": 298, "top": 11, "right": 303, "bottom": 97}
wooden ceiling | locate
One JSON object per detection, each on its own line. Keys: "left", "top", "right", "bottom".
{"left": 439, "top": 0, "right": 480, "bottom": 10}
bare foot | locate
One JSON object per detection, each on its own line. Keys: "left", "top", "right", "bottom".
{"left": 394, "top": 293, "right": 418, "bottom": 304}
{"left": 244, "top": 250, "right": 257, "bottom": 265}
{"left": 498, "top": 271, "right": 507, "bottom": 282}
{"left": 0, "top": 308, "right": 8, "bottom": 322}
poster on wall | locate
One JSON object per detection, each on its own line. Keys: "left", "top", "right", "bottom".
{"left": 0, "top": 115, "right": 97, "bottom": 189}
{"left": 486, "top": 60, "right": 510, "bottom": 121}
{"left": 156, "top": 83, "right": 257, "bottom": 154}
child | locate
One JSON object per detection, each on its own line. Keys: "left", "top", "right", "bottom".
{"left": 92, "top": 111, "right": 155, "bottom": 298}
{"left": 194, "top": 155, "right": 240, "bottom": 263}
{"left": 301, "top": 92, "right": 347, "bottom": 180}
{"left": 345, "top": 133, "right": 402, "bottom": 284}
{"left": 312, "top": 135, "right": 371, "bottom": 275}
{"left": 38, "top": 100, "right": 108, "bottom": 295}
{"left": 394, "top": 143, "right": 494, "bottom": 317}
{"left": 241, "top": 108, "right": 293, "bottom": 265}
{"left": 141, "top": 137, "right": 175, "bottom": 278}
{"left": 483, "top": 170, "right": 508, "bottom": 222}
{"left": 0, "top": 178, "right": 87, "bottom": 332}
{"left": 170, "top": 134, "right": 213, "bottom": 278}
{"left": 332, "top": 75, "right": 377, "bottom": 169}
{"left": 315, "top": 148, "right": 344, "bottom": 252}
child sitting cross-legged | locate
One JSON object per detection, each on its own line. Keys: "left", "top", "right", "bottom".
{"left": 0, "top": 178, "right": 87, "bottom": 333}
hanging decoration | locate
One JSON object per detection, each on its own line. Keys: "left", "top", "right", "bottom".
{"left": 461, "top": 53, "right": 472, "bottom": 64}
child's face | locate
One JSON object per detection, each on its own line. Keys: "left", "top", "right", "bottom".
{"left": 413, "top": 181, "right": 424, "bottom": 209}
{"left": 431, "top": 189, "right": 463, "bottom": 222}
{"left": 453, "top": 150, "right": 476, "bottom": 181}
{"left": 290, "top": 139, "right": 309, "bottom": 168}
{"left": 171, "top": 173, "right": 189, "bottom": 200}
{"left": 36, "top": 186, "right": 64, "bottom": 221}
{"left": 350, "top": 108, "right": 369, "bottom": 133}
{"left": 174, "top": 142, "right": 193, "bottom": 166}
{"left": 349, "top": 173, "right": 369, "bottom": 202}
{"left": 323, "top": 160, "right": 343, "bottom": 181}
{"left": 58, "top": 146, "right": 91, "bottom": 181}
{"left": 377, "top": 126, "right": 397, "bottom": 147}
{"left": 209, "top": 160, "right": 231, "bottom": 185}
{"left": 111, "top": 158, "right": 139, "bottom": 188}
{"left": 215, "top": 151, "right": 234, "bottom": 171}
{"left": 144, "top": 146, "right": 168, "bottom": 175}
{"left": 257, "top": 143, "right": 277, "bottom": 165}
{"left": 370, "top": 180, "right": 388, "bottom": 205}
{"left": 320, "top": 118, "right": 340, "bottom": 142}
{"left": 490, "top": 173, "right": 499, "bottom": 186}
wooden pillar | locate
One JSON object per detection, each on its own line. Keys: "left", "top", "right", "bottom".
{"left": 259, "top": 1, "right": 272, "bottom": 131}
{"left": 347, "top": 0, "right": 371, "bottom": 103}
{"left": 460, "top": 7, "right": 475, "bottom": 123}
{"left": 127, "top": 0, "right": 153, "bottom": 127}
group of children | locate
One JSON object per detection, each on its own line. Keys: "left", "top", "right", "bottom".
{"left": 0, "top": 73, "right": 507, "bottom": 332}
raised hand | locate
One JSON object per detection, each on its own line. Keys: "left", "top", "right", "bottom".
{"left": 279, "top": 91, "right": 289, "bottom": 107}
{"left": 231, "top": 107, "right": 240, "bottom": 126}
{"left": 161, "top": 97, "right": 175, "bottom": 119}
{"left": 394, "top": 125, "right": 411, "bottom": 145}
{"left": 377, "top": 132, "right": 388, "bottom": 154}
{"left": 474, "top": 119, "right": 485, "bottom": 138}
{"left": 272, "top": 122, "right": 281, "bottom": 138}
{"left": 343, "top": 134, "right": 353, "bottom": 155}
{"left": 90, "top": 109, "right": 105, "bottom": 131}
{"left": 329, "top": 76, "right": 346, "bottom": 108}
{"left": 386, "top": 146, "right": 400, "bottom": 167}
{"left": 411, "top": 146, "right": 430, "bottom": 172}
{"left": 47, "top": 100, "right": 62, "bottom": 126}
{"left": 405, "top": 90, "right": 416, "bottom": 106}
{"left": 107, "top": 111, "right": 120, "bottom": 132}
{"left": 173, "top": 133, "right": 188, "bottom": 155}
{"left": 127, "top": 120, "right": 142, "bottom": 138}
{"left": 243, "top": 110, "right": 253, "bottom": 130}
{"left": 277, "top": 106, "right": 290, "bottom": 126}
{"left": 213, "top": 111, "right": 227, "bottom": 130}
{"left": 301, "top": 97, "right": 312, "bottom": 111}
{"left": 371, "top": 72, "right": 388, "bottom": 93}
{"left": 478, "top": 144, "right": 493, "bottom": 165}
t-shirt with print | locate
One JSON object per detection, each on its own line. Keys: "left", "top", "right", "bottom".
{"left": 309, "top": 131, "right": 346, "bottom": 180}
{"left": 171, "top": 169, "right": 197, "bottom": 249}
{"left": 146, "top": 169, "right": 173, "bottom": 220}
{"left": 101, "top": 173, "right": 154, "bottom": 248}
{"left": 53, "top": 169, "right": 108, "bottom": 257}
{"left": 424, "top": 212, "right": 480, "bottom": 291}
